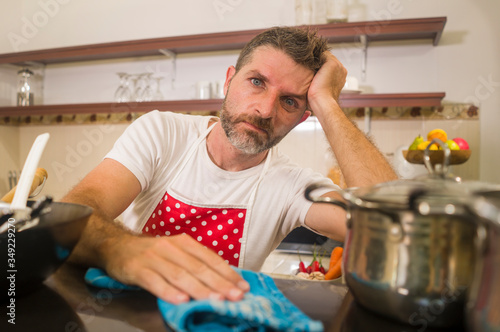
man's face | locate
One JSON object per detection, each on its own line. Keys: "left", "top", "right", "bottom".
{"left": 220, "top": 46, "right": 314, "bottom": 155}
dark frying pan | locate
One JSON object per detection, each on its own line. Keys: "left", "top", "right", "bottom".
{"left": 0, "top": 199, "right": 92, "bottom": 301}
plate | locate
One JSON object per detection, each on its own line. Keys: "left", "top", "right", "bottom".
{"left": 403, "top": 150, "right": 471, "bottom": 165}
{"left": 266, "top": 272, "right": 343, "bottom": 284}
{"left": 341, "top": 89, "right": 363, "bottom": 94}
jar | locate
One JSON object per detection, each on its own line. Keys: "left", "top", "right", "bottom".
{"left": 312, "top": 0, "right": 327, "bottom": 24}
{"left": 326, "top": 0, "right": 348, "bottom": 23}
{"left": 17, "top": 68, "right": 34, "bottom": 106}
{"left": 295, "top": 0, "right": 312, "bottom": 25}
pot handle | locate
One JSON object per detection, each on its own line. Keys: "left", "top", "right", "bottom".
{"left": 305, "top": 183, "right": 347, "bottom": 211}
{"left": 424, "top": 138, "right": 450, "bottom": 176}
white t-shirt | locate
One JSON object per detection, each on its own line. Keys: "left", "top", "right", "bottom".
{"left": 105, "top": 110, "right": 337, "bottom": 270}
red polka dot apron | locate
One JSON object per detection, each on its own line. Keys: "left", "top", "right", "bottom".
{"left": 142, "top": 123, "right": 271, "bottom": 267}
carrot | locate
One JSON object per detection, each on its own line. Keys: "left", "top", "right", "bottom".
{"left": 329, "top": 247, "right": 343, "bottom": 270}
{"left": 325, "top": 258, "right": 342, "bottom": 280}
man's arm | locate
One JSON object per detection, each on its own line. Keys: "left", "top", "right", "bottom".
{"left": 62, "top": 158, "right": 249, "bottom": 304}
{"left": 304, "top": 51, "right": 398, "bottom": 239}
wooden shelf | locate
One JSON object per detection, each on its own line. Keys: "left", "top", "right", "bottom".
{"left": 0, "top": 17, "right": 446, "bottom": 66}
{"left": 339, "top": 92, "right": 445, "bottom": 108}
{"left": 0, "top": 100, "right": 222, "bottom": 117}
{"left": 0, "top": 93, "right": 445, "bottom": 118}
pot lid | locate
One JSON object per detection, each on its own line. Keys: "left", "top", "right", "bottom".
{"left": 344, "top": 174, "right": 500, "bottom": 213}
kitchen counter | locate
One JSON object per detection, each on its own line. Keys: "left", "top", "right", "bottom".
{"left": 1, "top": 263, "right": 466, "bottom": 332}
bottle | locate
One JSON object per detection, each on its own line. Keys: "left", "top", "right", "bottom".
{"left": 17, "top": 68, "right": 34, "bottom": 106}
{"left": 326, "top": 0, "right": 348, "bottom": 23}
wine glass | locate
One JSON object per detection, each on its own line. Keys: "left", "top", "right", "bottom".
{"left": 114, "top": 72, "right": 131, "bottom": 103}
{"left": 153, "top": 77, "right": 164, "bottom": 101}
{"left": 141, "top": 73, "right": 153, "bottom": 102}
{"left": 131, "top": 74, "right": 144, "bottom": 102}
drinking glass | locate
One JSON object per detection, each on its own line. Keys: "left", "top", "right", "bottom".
{"left": 114, "top": 72, "right": 131, "bottom": 103}
{"left": 153, "top": 77, "right": 164, "bottom": 101}
{"left": 132, "top": 74, "right": 145, "bottom": 102}
{"left": 141, "top": 73, "right": 153, "bottom": 102}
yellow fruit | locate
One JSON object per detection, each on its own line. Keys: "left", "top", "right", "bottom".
{"left": 445, "top": 140, "right": 460, "bottom": 151}
{"left": 417, "top": 141, "right": 439, "bottom": 150}
{"left": 427, "top": 129, "right": 447, "bottom": 143}
{"left": 409, "top": 135, "right": 424, "bottom": 150}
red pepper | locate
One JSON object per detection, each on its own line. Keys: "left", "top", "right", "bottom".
{"left": 307, "top": 244, "right": 318, "bottom": 270}
{"left": 297, "top": 250, "right": 308, "bottom": 273}
{"left": 312, "top": 260, "right": 320, "bottom": 272}
{"left": 306, "top": 265, "right": 312, "bottom": 273}
{"left": 315, "top": 248, "right": 330, "bottom": 275}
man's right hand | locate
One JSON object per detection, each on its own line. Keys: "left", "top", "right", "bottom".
{"left": 103, "top": 232, "right": 249, "bottom": 304}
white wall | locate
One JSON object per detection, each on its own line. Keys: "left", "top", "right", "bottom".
{"left": 0, "top": 0, "right": 294, "bottom": 52}
{"left": 0, "top": 0, "right": 499, "bottom": 201}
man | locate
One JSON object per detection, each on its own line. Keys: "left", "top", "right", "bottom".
{"left": 63, "top": 27, "right": 397, "bottom": 305}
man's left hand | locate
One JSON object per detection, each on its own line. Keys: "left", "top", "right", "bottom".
{"left": 307, "top": 51, "right": 347, "bottom": 113}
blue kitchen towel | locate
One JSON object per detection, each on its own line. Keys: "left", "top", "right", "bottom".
{"left": 84, "top": 267, "right": 324, "bottom": 332}
{"left": 85, "top": 267, "right": 141, "bottom": 291}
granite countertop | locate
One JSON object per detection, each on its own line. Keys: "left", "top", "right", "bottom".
{"left": 0, "top": 262, "right": 465, "bottom": 332}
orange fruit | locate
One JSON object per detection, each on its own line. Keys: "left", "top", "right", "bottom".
{"left": 427, "top": 129, "right": 447, "bottom": 143}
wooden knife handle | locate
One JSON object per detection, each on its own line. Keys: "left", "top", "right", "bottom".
{"left": 1, "top": 168, "right": 48, "bottom": 203}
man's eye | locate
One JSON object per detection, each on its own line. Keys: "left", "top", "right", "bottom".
{"left": 284, "top": 98, "right": 295, "bottom": 107}
{"left": 251, "top": 78, "right": 262, "bottom": 86}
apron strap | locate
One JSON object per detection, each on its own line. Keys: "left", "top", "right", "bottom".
{"left": 237, "top": 148, "right": 273, "bottom": 268}
{"left": 168, "top": 120, "right": 218, "bottom": 185}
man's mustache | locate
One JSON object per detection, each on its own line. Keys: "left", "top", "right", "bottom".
{"left": 236, "top": 115, "right": 273, "bottom": 135}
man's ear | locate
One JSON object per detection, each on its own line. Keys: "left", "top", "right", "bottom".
{"left": 298, "top": 110, "right": 311, "bottom": 125}
{"left": 224, "top": 66, "right": 236, "bottom": 95}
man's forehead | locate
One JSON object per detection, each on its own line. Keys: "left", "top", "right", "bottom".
{"left": 238, "top": 47, "right": 314, "bottom": 90}
{"left": 243, "top": 46, "right": 297, "bottom": 68}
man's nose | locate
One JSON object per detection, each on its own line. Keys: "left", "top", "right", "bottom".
{"left": 256, "top": 90, "right": 279, "bottom": 118}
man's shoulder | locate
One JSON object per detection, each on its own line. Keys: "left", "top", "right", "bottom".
{"left": 267, "top": 148, "right": 329, "bottom": 182}
{"left": 266, "top": 148, "right": 306, "bottom": 180}
{"left": 268, "top": 148, "right": 301, "bottom": 170}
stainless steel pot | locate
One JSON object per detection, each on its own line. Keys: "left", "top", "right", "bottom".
{"left": 305, "top": 140, "right": 497, "bottom": 328}
{"left": 466, "top": 190, "right": 500, "bottom": 332}
{"left": 306, "top": 181, "right": 477, "bottom": 328}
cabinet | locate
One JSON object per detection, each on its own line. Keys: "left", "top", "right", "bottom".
{"left": 0, "top": 17, "right": 448, "bottom": 122}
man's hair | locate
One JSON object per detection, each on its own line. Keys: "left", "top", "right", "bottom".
{"left": 235, "top": 26, "right": 329, "bottom": 74}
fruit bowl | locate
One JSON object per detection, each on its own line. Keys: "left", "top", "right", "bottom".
{"left": 403, "top": 150, "right": 471, "bottom": 165}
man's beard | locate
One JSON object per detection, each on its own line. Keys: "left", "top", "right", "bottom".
{"left": 220, "top": 94, "right": 288, "bottom": 155}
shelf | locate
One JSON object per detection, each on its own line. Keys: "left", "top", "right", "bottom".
{"left": 0, "top": 93, "right": 445, "bottom": 118}
{"left": 0, "top": 100, "right": 222, "bottom": 117}
{"left": 0, "top": 17, "right": 446, "bottom": 66}
{"left": 339, "top": 92, "right": 445, "bottom": 108}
